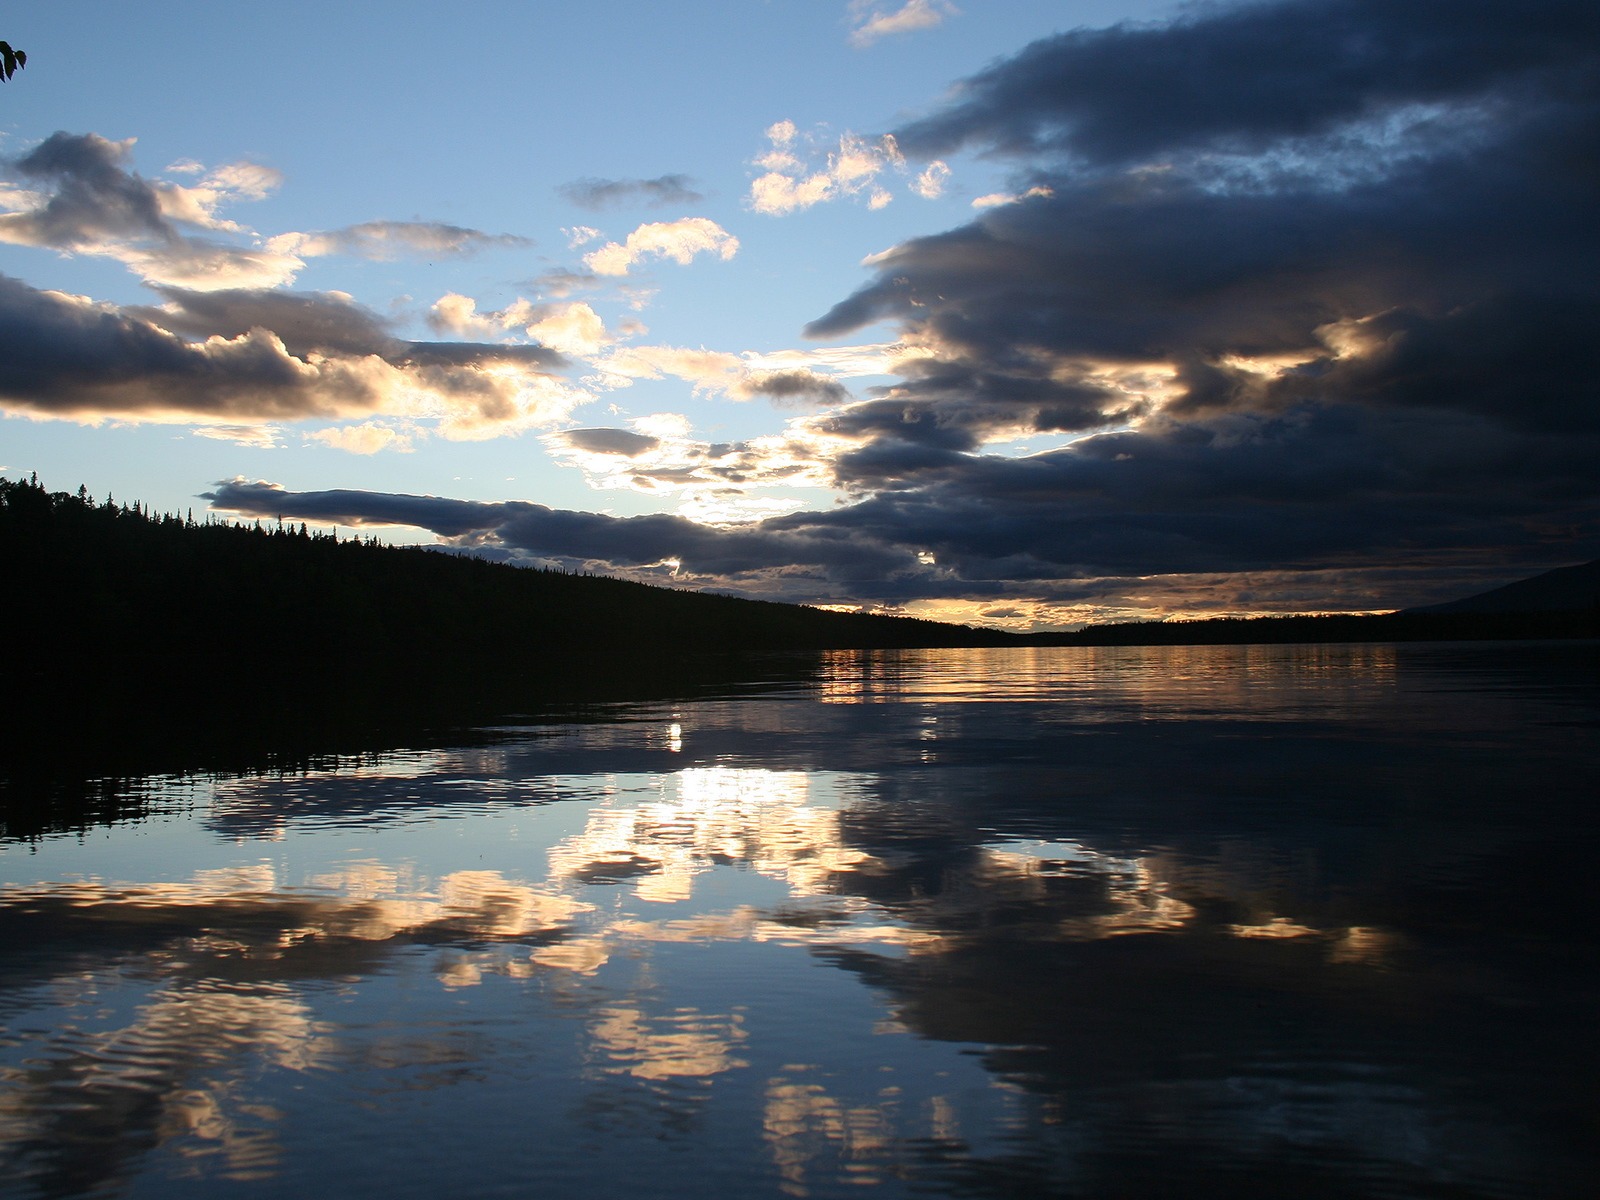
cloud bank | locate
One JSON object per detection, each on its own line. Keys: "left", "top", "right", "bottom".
{"left": 795, "top": 0, "right": 1600, "bottom": 610}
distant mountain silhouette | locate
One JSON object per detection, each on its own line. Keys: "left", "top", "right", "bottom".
{"left": 1406, "top": 560, "right": 1600, "bottom": 614}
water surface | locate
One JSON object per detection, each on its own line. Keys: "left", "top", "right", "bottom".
{"left": 2, "top": 643, "right": 1596, "bottom": 1198}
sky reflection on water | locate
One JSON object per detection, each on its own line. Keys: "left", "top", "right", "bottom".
{"left": 1, "top": 643, "right": 1596, "bottom": 1199}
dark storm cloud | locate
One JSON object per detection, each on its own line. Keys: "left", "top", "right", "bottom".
{"left": 814, "top": 364, "right": 1141, "bottom": 459}
{"left": 790, "top": 0, "right": 1600, "bottom": 600}
{"left": 892, "top": 0, "right": 1600, "bottom": 165}
{"left": 796, "top": 406, "right": 1600, "bottom": 578}
{"left": 737, "top": 369, "right": 852, "bottom": 407}
{"left": 203, "top": 481, "right": 503, "bottom": 538}
{"left": 557, "top": 174, "right": 705, "bottom": 211}
{"left": 132, "top": 286, "right": 398, "bottom": 358}
{"left": 2, "top": 131, "right": 170, "bottom": 245}
{"left": 397, "top": 341, "right": 565, "bottom": 369}
{"left": 200, "top": 389, "right": 1599, "bottom": 609}
{"left": 204, "top": 480, "right": 916, "bottom": 580}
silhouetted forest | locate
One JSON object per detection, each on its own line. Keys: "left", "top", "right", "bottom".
{"left": 1038, "top": 608, "right": 1599, "bottom": 647}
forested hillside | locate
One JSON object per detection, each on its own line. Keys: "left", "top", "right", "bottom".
{"left": 0, "top": 476, "right": 1010, "bottom": 776}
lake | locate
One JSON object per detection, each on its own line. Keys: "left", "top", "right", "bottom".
{"left": 2, "top": 642, "right": 1596, "bottom": 1199}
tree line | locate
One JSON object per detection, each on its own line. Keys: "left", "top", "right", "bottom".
{"left": 0, "top": 474, "right": 1014, "bottom": 777}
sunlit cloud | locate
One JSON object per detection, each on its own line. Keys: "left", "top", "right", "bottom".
{"left": 520, "top": 301, "right": 613, "bottom": 356}
{"left": 154, "top": 161, "right": 284, "bottom": 232}
{"left": 587, "top": 343, "right": 743, "bottom": 393}
{"left": 190, "top": 423, "right": 284, "bottom": 449}
{"left": 970, "top": 184, "right": 1054, "bottom": 208}
{"left": 564, "top": 224, "right": 603, "bottom": 248}
{"left": 581, "top": 342, "right": 859, "bottom": 410}
{"left": 847, "top": 0, "right": 957, "bottom": 48}
{"left": 910, "top": 160, "right": 951, "bottom": 199}
{"left": 431, "top": 293, "right": 616, "bottom": 357}
{"left": 747, "top": 120, "right": 949, "bottom": 216}
{"left": 748, "top": 122, "right": 909, "bottom": 216}
{"left": 583, "top": 217, "right": 739, "bottom": 277}
{"left": 304, "top": 422, "right": 416, "bottom": 455}
{"left": 428, "top": 291, "right": 501, "bottom": 338}
{"left": 741, "top": 341, "right": 913, "bottom": 377}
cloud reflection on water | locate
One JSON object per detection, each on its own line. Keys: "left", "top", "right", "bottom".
{"left": 1, "top": 644, "right": 1595, "bottom": 1197}
{"left": 0, "top": 759, "right": 1423, "bottom": 1194}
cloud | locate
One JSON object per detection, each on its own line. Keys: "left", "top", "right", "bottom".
{"left": 267, "top": 221, "right": 530, "bottom": 261}
{"left": 734, "top": 369, "right": 852, "bottom": 408}
{"left": 558, "top": 427, "right": 662, "bottom": 457}
{"left": 741, "top": 342, "right": 913, "bottom": 377}
{"left": 526, "top": 267, "right": 602, "bottom": 298}
{"left": 1, "top": 141, "right": 525, "bottom": 286}
{"left": 910, "top": 160, "right": 951, "bottom": 200}
{"left": 557, "top": 174, "right": 706, "bottom": 211}
{"left": 0, "top": 132, "right": 302, "bottom": 289}
{"left": 747, "top": 121, "right": 954, "bottom": 216}
{"left": 890, "top": 0, "right": 1600, "bottom": 166}
{"left": 190, "top": 424, "right": 283, "bottom": 449}
{"left": 848, "top": 0, "right": 957, "bottom": 48}
{"left": 0, "top": 273, "right": 582, "bottom": 438}
{"left": 304, "top": 422, "right": 415, "bottom": 455}
{"left": 520, "top": 301, "right": 613, "bottom": 356}
{"left": 971, "top": 185, "right": 1053, "bottom": 209}
{"left": 582, "top": 344, "right": 857, "bottom": 410}
{"left": 587, "top": 344, "right": 744, "bottom": 392}
{"left": 133, "top": 285, "right": 402, "bottom": 358}
{"left": 583, "top": 218, "right": 739, "bottom": 276}
{"left": 431, "top": 293, "right": 615, "bottom": 356}
{"left": 543, "top": 412, "right": 839, "bottom": 523}
{"left": 154, "top": 161, "right": 285, "bottom": 232}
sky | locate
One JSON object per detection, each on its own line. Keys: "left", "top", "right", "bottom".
{"left": 2, "top": 0, "right": 1596, "bottom": 629}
